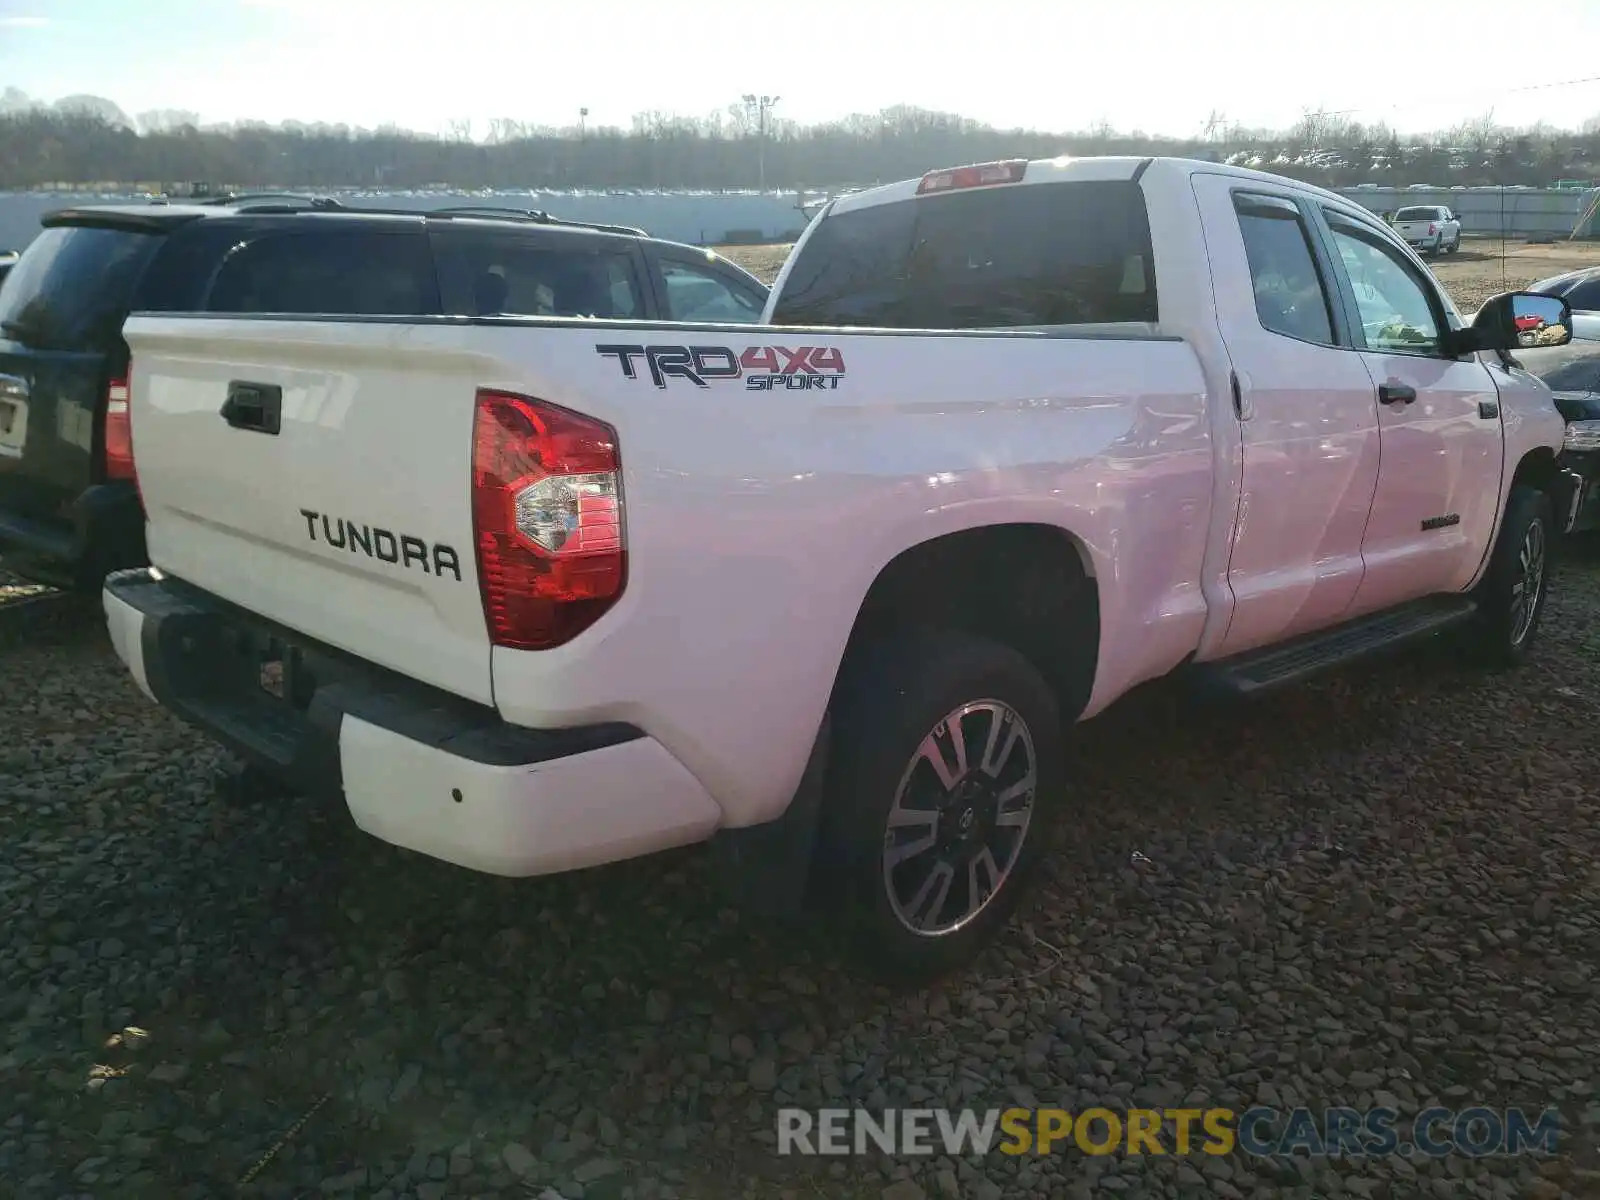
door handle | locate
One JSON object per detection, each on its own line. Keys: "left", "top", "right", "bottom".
{"left": 221, "top": 381, "right": 282, "bottom": 435}
{"left": 1378, "top": 382, "right": 1417, "bottom": 405}
{"left": 1230, "top": 369, "right": 1254, "bottom": 421}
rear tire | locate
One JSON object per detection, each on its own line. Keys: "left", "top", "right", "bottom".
{"left": 1470, "top": 484, "right": 1553, "bottom": 668}
{"left": 817, "top": 629, "right": 1065, "bottom": 986}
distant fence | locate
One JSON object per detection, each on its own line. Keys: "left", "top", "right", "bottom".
{"left": 1334, "top": 186, "right": 1600, "bottom": 238}
{"left": 2, "top": 182, "right": 1596, "bottom": 256}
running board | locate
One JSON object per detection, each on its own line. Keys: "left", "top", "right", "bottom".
{"left": 1191, "top": 596, "right": 1479, "bottom": 697}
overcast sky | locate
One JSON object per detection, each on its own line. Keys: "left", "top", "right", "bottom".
{"left": 4, "top": 0, "right": 1600, "bottom": 137}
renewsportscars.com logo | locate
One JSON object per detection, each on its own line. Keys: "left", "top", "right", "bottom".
{"left": 596, "top": 343, "right": 846, "bottom": 390}
{"left": 775, "top": 1105, "right": 1563, "bottom": 1160}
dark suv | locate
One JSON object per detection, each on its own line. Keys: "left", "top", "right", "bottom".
{"left": 0, "top": 196, "right": 768, "bottom": 589}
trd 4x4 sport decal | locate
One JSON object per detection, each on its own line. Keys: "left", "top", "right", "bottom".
{"left": 596, "top": 344, "right": 846, "bottom": 390}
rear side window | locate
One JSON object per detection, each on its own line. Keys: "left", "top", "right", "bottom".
{"left": 202, "top": 229, "right": 438, "bottom": 315}
{"left": 0, "top": 225, "right": 162, "bottom": 351}
{"left": 431, "top": 229, "right": 643, "bottom": 319}
{"left": 770, "top": 180, "right": 1157, "bottom": 329}
{"left": 1233, "top": 194, "right": 1336, "bottom": 345}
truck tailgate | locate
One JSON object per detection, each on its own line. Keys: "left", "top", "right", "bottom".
{"left": 124, "top": 318, "right": 493, "bottom": 704}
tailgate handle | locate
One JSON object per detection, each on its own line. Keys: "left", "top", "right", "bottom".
{"left": 221, "top": 382, "right": 282, "bottom": 435}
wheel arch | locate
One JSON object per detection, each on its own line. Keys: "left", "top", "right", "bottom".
{"left": 830, "top": 521, "right": 1101, "bottom": 726}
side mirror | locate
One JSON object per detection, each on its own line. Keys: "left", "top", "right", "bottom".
{"left": 1457, "top": 292, "right": 1572, "bottom": 353}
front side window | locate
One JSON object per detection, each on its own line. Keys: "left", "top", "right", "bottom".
{"left": 1324, "top": 213, "right": 1445, "bottom": 355}
{"left": 659, "top": 259, "right": 764, "bottom": 323}
{"left": 1233, "top": 193, "right": 1335, "bottom": 345}
{"left": 432, "top": 231, "right": 642, "bottom": 319}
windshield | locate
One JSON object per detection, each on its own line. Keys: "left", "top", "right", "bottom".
{"left": 0, "top": 224, "right": 161, "bottom": 351}
{"left": 771, "top": 180, "right": 1158, "bottom": 329}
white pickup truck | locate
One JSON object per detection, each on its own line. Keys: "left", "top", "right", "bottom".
{"left": 103, "top": 156, "right": 1572, "bottom": 982}
{"left": 1390, "top": 204, "right": 1463, "bottom": 256}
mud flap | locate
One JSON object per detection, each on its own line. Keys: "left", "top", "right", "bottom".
{"left": 707, "top": 713, "right": 831, "bottom": 918}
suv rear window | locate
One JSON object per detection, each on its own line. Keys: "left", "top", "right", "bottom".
{"left": 769, "top": 180, "right": 1158, "bottom": 329}
{"left": 0, "top": 225, "right": 162, "bottom": 351}
{"left": 202, "top": 228, "right": 438, "bottom": 315}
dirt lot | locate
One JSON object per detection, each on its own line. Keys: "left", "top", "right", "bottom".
{"left": 718, "top": 237, "right": 1600, "bottom": 315}
{"left": 5, "top": 239, "right": 1600, "bottom": 1200}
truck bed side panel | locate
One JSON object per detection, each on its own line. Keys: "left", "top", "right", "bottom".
{"left": 124, "top": 316, "right": 1214, "bottom": 826}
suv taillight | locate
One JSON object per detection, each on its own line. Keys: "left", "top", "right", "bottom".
{"left": 471, "top": 388, "right": 625, "bottom": 651}
{"left": 104, "top": 376, "right": 136, "bottom": 484}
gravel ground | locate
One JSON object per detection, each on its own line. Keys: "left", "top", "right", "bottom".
{"left": 6, "top": 255, "right": 1600, "bottom": 1199}
{"left": 6, "top": 552, "right": 1600, "bottom": 1199}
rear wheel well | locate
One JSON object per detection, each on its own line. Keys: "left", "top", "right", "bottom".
{"left": 834, "top": 524, "right": 1099, "bottom": 724}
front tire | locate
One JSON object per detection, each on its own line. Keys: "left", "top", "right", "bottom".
{"left": 818, "top": 629, "right": 1064, "bottom": 985}
{"left": 1471, "top": 484, "right": 1553, "bottom": 667}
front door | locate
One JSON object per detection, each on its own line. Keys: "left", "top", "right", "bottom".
{"left": 1190, "top": 174, "right": 1382, "bottom": 658}
{"left": 1313, "top": 203, "right": 1505, "bottom": 614}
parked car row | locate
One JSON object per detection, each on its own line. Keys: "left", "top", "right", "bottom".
{"left": 0, "top": 196, "right": 768, "bottom": 589}
{"left": 0, "top": 160, "right": 1587, "bottom": 981}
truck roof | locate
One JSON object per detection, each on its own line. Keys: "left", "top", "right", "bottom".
{"left": 827, "top": 154, "right": 1360, "bottom": 218}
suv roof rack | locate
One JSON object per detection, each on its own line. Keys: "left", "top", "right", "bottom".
{"left": 428, "top": 205, "right": 648, "bottom": 237}
{"left": 141, "top": 195, "right": 648, "bottom": 237}
{"left": 193, "top": 192, "right": 347, "bottom": 211}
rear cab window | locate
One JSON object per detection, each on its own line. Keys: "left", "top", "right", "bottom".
{"left": 0, "top": 224, "right": 163, "bottom": 351}
{"left": 770, "top": 179, "right": 1157, "bottom": 329}
{"left": 430, "top": 226, "right": 644, "bottom": 319}
{"left": 1394, "top": 207, "right": 1445, "bottom": 222}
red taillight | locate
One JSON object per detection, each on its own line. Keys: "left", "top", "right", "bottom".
{"left": 104, "top": 376, "right": 137, "bottom": 484}
{"left": 471, "top": 388, "right": 625, "bottom": 651}
{"left": 1428, "top": 223, "right": 1438, "bottom": 235}
{"left": 916, "top": 159, "right": 1029, "bottom": 195}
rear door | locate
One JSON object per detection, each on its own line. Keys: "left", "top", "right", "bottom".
{"left": 1189, "top": 174, "right": 1382, "bottom": 656}
{"left": 194, "top": 223, "right": 442, "bottom": 316}
{"left": 1312, "top": 201, "right": 1505, "bottom": 611}
{"left": 0, "top": 223, "right": 164, "bottom": 523}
